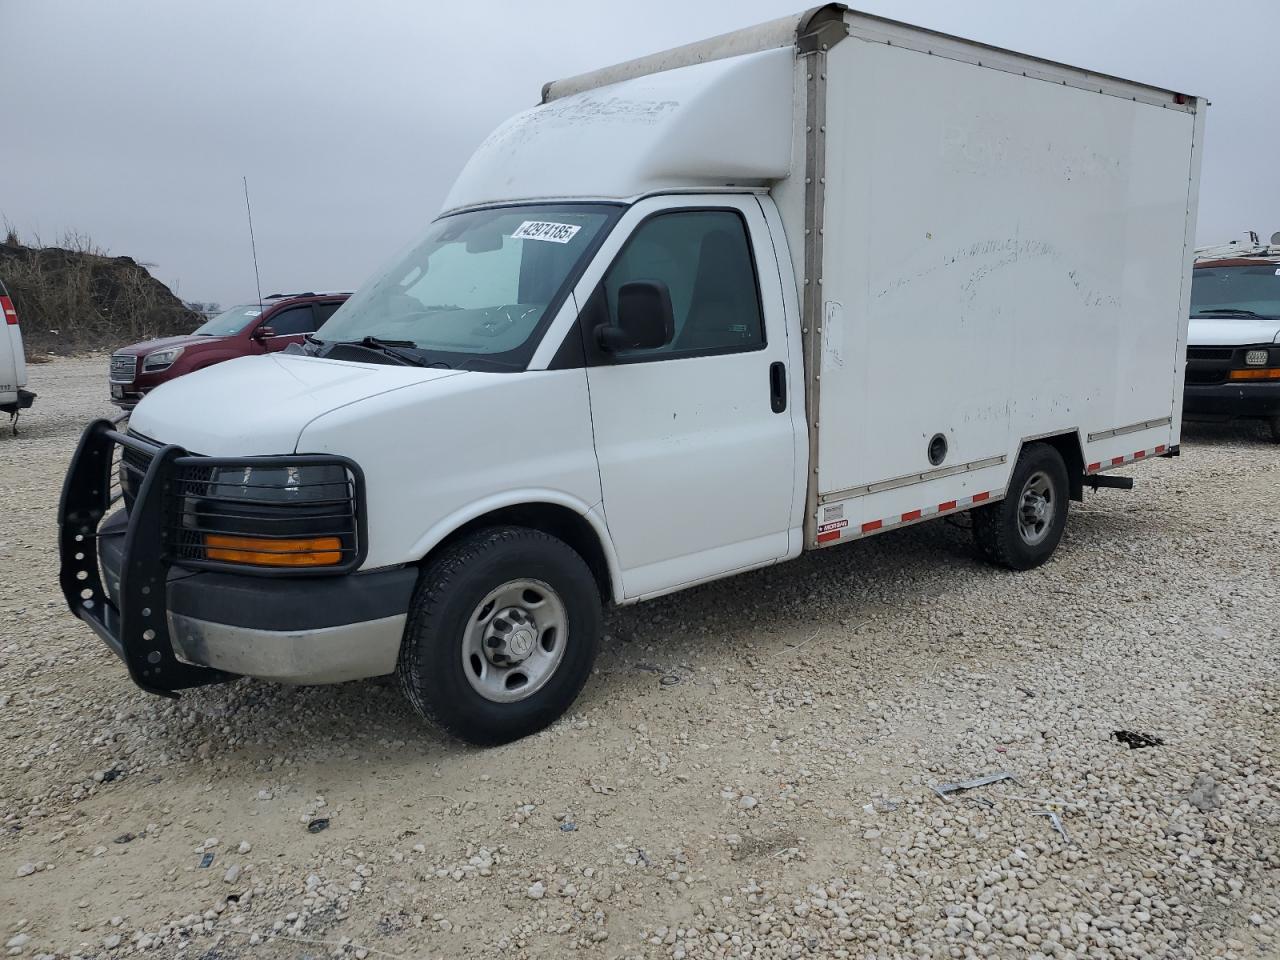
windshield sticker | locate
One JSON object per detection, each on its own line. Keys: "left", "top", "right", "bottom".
{"left": 246, "top": 309, "right": 262, "bottom": 316}
{"left": 512, "top": 221, "right": 582, "bottom": 244}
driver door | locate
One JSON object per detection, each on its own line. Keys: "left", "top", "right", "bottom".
{"left": 579, "top": 196, "right": 798, "bottom": 599}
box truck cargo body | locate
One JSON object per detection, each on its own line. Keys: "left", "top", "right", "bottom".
{"left": 59, "top": 5, "right": 1203, "bottom": 744}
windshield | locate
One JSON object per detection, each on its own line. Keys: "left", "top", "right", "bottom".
{"left": 195, "top": 303, "right": 268, "bottom": 336}
{"left": 315, "top": 204, "right": 617, "bottom": 368}
{"left": 1191, "top": 265, "right": 1280, "bottom": 318}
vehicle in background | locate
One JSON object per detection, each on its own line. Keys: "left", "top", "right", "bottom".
{"left": 0, "top": 278, "right": 35, "bottom": 430}
{"left": 61, "top": 4, "right": 1202, "bottom": 746}
{"left": 1185, "top": 232, "right": 1280, "bottom": 442}
{"left": 108, "top": 291, "right": 349, "bottom": 408}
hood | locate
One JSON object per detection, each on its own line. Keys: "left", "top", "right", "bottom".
{"left": 129, "top": 353, "right": 465, "bottom": 455}
{"left": 1187, "top": 315, "right": 1280, "bottom": 347}
{"left": 115, "top": 334, "right": 221, "bottom": 356}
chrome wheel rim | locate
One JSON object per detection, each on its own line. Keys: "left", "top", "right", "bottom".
{"left": 1017, "top": 470, "right": 1055, "bottom": 546}
{"left": 461, "top": 579, "right": 567, "bottom": 703}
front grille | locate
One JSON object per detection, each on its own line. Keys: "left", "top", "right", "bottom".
{"left": 119, "top": 430, "right": 158, "bottom": 509}
{"left": 1185, "top": 368, "right": 1227, "bottom": 385}
{"left": 110, "top": 354, "right": 138, "bottom": 384}
{"left": 1185, "top": 346, "right": 1235, "bottom": 386}
{"left": 1187, "top": 346, "right": 1234, "bottom": 361}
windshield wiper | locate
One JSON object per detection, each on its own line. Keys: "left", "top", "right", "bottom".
{"left": 1193, "top": 308, "right": 1276, "bottom": 319}
{"left": 329, "top": 336, "right": 451, "bottom": 369}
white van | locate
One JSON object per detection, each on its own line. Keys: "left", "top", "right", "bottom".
{"left": 1185, "top": 236, "right": 1280, "bottom": 442}
{"left": 0, "top": 278, "right": 34, "bottom": 429}
{"left": 59, "top": 5, "right": 1203, "bottom": 745}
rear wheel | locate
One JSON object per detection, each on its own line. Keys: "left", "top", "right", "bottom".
{"left": 1268, "top": 417, "right": 1280, "bottom": 444}
{"left": 973, "top": 443, "right": 1069, "bottom": 570}
{"left": 397, "top": 526, "right": 601, "bottom": 746}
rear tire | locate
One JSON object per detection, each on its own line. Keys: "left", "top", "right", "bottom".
{"left": 1268, "top": 417, "right": 1280, "bottom": 444}
{"left": 397, "top": 526, "right": 601, "bottom": 746}
{"left": 973, "top": 443, "right": 1069, "bottom": 571}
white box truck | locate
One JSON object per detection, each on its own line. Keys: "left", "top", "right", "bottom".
{"left": 59, "top": 5, "right": 1204, "bottom": 745}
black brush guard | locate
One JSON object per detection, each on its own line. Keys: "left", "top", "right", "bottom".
{"left": 57, "top": 419, "right": 233, "bottom": 697}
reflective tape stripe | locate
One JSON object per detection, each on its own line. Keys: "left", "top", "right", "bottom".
{"left": 819, "top": 491, "right": 999, "bottom": 547}
{"left": 1086, "top": 445, "right": 1169, "bottom": 475}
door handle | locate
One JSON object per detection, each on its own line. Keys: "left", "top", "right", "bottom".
{"left": 769, "top": 362, "right": 787, "bottom": 413}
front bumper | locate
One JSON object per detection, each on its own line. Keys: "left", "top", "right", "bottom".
{"left": 1183, "top": 381, "right": 1280, "bottom": 421}
{"left": 58, "top": 419, "right": 414, "bottom": 696}
{"left": 110, "top": 386, "right": 147, "bottom": 409}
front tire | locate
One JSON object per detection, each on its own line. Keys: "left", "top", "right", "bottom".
{"left": 973, "top": 443, "right": 1069, "bottom": 571}
{"left": 397, "top": 526, "right": 601, "bottom": 746}
{"left": 1268, "top": 417, "right": 1280, "bottom": 444}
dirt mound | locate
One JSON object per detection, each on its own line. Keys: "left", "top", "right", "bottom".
{"left": 0, "top": 240, "right": 201, "bottom": 355}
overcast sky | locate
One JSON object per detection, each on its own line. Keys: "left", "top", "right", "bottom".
{"left": 5, "top": 0, "right": 1278, "bottom": 306}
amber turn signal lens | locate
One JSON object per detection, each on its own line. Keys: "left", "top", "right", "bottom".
{"left": 204, "top": 534, "right": 342, "bottom": 567}
{"left": 1227, "top": 368, "right": 1280, "bottom": 381}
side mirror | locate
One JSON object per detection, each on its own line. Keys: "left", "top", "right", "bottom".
{"left": 595, "top": 280, "right": 674, "bottom": 353}
{"left": 252, "top": 325, "right": 276, "bottom": 341}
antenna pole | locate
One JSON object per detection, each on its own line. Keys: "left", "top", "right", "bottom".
{"left": 243, "top": 176, "right": 264, "bottom": 307}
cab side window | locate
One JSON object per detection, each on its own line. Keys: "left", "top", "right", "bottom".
{"left": 602, "top": 210, "right": 764, "bottom": 359}
{"left": 266, "top": 305, "right": 316, "bottom": 336}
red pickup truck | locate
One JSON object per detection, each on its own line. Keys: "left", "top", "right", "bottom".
{"left": 108, "top": 291, "right": 349, "bottom": 408}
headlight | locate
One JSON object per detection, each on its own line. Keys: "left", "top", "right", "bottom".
{"left": 1245, "top": 349, "right": 1268, "bottom": 366}
{"left": 171, "top": 458, "right": 362, "bottom": 572}
{"left": 142, "top": 346, "right": 184, "bottom": 372}
{"left": 207, "top": 463, "right": 352, "bottom": 504}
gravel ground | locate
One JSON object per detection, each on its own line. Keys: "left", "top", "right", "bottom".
{"left": 1, "top": 356, "right": 1277, "bottom": 960}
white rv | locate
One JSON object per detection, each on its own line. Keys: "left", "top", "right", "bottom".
{"left": 60, "top": 5, "right": 1204, "bottom": 744}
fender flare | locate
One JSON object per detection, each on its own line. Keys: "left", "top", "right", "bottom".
{"left": 405, "top": 489, "right": 624, "bottom": 602}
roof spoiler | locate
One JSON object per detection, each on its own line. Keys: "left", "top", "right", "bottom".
{"left": 540, "top": 4, "right": 847, "bottom": 103}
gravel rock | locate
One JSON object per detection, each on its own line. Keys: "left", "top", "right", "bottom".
{"left": 1189, "top": 772, "right": 1221, "bottom": 811}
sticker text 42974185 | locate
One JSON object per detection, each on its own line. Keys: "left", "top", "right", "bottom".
{"left": 511, "top": 221, "right": 581, "bottom": 244}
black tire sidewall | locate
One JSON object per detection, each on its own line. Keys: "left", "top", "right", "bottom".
{"left": 402, "top": 528, "right": 601, "bottom": 745}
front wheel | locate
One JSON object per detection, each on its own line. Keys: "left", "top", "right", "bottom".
{"left": 397, "top": 526, "right": 601, "bottom": 746}
{"left": 1268, "top": 417, "right": 1280, "bottom": 444}
{"left": 973, "top": 443, "right": 1070, "bottom": 571}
